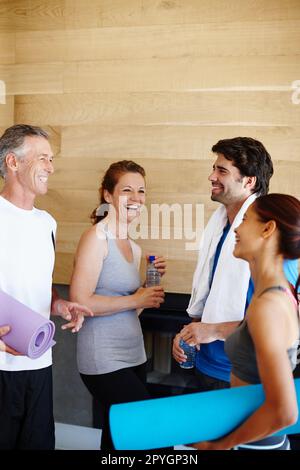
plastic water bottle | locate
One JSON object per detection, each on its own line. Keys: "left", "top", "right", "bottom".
{"left": 146, "top": 255, "right": 161, "bottom": 287}
{"left": 179, "top": 339, "right": 196, "bottom": 369}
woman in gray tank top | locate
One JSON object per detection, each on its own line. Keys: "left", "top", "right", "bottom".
{"left": 192, "top": 194, "right": 300, "bottom": 451}
{"left": 70, "top": 161, "right": 166, "bottom": 450}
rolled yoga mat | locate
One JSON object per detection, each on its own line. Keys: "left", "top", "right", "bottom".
{"left": 110, "top": 378, "right": 300, "bottom": 450}
{"left": 0, "top": 289, "right": 55, "bottom": 359}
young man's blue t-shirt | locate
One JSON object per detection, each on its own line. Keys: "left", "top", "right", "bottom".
{"left": 195, "top": 222, "right": 299, "bottom": 383}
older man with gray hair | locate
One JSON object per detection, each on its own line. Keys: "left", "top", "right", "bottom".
{"left": 0, "top": 124, "right": 92, "bottom": 450}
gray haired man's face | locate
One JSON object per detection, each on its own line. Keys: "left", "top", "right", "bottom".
{"left": 13, "top": 136, "right": 54, "bottom": 197}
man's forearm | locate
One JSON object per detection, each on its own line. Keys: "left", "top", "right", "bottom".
{"left": 206, "top": 320, "right": 241, "bottom": 341}
{"left": 181, "top": 318, "right": 241, "bottom": 344}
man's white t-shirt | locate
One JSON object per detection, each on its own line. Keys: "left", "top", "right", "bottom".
{"left": 0, "top": 196, "right": 56, "bottom": 371}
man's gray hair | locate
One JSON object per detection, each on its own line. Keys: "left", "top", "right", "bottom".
{"left": 0, "top": 124, "right": 49, "bottom": 178}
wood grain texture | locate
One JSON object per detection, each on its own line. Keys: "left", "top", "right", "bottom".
{"left": 5, "top": 55, "right": 299, "bottom": 94}
{"left": 16, "top": 20, "right": 300, "bottom": 62}
{"left": 40, "top": 1, "right": 300, "bottom": 30}
{"left": 0, "top": 95, "right": 14, "bottom": 126}
{"left": 0, "top": 0, "right": 64, "bottom": 32}
{"left": 61, "top": 125, "right": 300, "bottom": 162}
{"left": 14, "top": 91, "right": 300, "bottom": 127}
{"left": 99, "top": 0, "right": 300, "bottom": 27}
{"left": 53, "top": 252, "right": 75, "bottom": 285}
{"left": 0, "top": 32, "right": 15, "bottom": 64}
{"left": 4, "top": 1, "right": 300, "bottom": 34}
{"left": 63, "top": 56, "right": 300, "bottom": 93}
{"left": 35, "top": 189, "right": 97, "bottom": 223}
{"left": 0, "top": 63, "right": 63, "bottom": 95}
{"left": 270, "top": 160, "right": 300, "bottom": 194}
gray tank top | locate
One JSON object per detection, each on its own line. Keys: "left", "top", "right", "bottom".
{"left": 77, "top": 231, "right": 146, "bottom": 375}
{"left": 225, "top": 286, "right": 299, "bottom": 384}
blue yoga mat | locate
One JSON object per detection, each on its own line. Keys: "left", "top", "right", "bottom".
{"left": 110, "top": 378, "right": 300, "bottom": 450}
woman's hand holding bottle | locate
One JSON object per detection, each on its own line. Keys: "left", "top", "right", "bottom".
{"left": 133, "top": 286, "right": 165, "bottom": 309}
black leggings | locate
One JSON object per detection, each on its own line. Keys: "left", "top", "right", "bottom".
{"left": 81, "top": 362, "right": 150, "bottom": 450}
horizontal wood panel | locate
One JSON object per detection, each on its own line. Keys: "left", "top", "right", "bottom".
{"left": 98, "top": 0, "right": 300, "bottom": 27}
{"left": 35, "top": 189, "right": 98, "bottom": 224}
{"left": 0, "top": 126, "right": 8, "bottom": 136}
{"left": 0, "top": 32, "right": 15, "bottom": 64}
{"left": 0, "top": 0, "right": 65, "bottom": 32}
{"left": 16, "top": 20, "right": 300, "bottom": 62}
{"left": 4, "top": 56, "right": 300, "bottom": 95}
{"left": 54, "top": 222, "right": 90, "bottom": 254}
{"left": 63, "top": 56, "right": 300, "bottom": 93}
{"left": 0, "top": 63, "right": 63, "bottom": 95}
{"left": 61, "top": 124, "right": 300, "bottom": 162}
{"left": 44, "top": 126, "right": 61, "bottom": 157}
{"left": 136, "top": 239, "right": 199, "bottom": 263}
{"left": 2, "top": 1, "right": 300, "bottom": 33}
{"left": 270, "top": 161, "right": 300, "bottom": 194}
{"left": 0, "top": 95, "right": 14, "bottom": 126}
{"left": 64, "top": 0, "right": 102, "bottom": 30}
{"left": 15, "top": 91, "right": 300, "bottom": 127}
{"left": 53, "top": 252, "right": 75, "bottom": 285}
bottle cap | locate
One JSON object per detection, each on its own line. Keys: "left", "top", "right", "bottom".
{"left": 149, "top": 255, "right": 156, "bottom": 262}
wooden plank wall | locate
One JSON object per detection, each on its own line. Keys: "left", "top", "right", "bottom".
{"left": 0, "top": 23, "right": 14, "bottom": 133}
{"left": 0, "top": 0, "right": 299, "bottom": 292}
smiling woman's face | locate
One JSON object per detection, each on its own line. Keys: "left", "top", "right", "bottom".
{"left": 233, "top": 205, "right": 266, "bottom": 261}
{"left": 104, "top": 172, "right": 146, "bottom": 223}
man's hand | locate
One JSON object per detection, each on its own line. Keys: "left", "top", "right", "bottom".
{"left": 172, "top": 333, "right": 187, "bottom": 364}
{"left": 180, "top": 320, "right": 240, "bottom": 344}
{"left": 180, "top": 322, "right": 216, "bottom": 345}
{"left": 0, "top": 325, "right": 22, "bottom": 355}
{"left": 52, "top": 299, "right": 94, "bottom": 333}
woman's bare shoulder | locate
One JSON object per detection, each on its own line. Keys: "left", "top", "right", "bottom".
{"left": 76, "top": 223, "right": 108, "bottom": 259}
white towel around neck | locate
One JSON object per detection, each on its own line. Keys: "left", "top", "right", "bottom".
{"left": 187, "top": 193, "right": 257, "bottom": 324}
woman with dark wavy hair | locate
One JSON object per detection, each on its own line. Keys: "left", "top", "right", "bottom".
{"left": 193, "top": 193, "right": 300, "bottom": 450}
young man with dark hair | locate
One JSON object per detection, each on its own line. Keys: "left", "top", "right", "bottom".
{"left": 173, "top": 137, "right": 298, "bottom": 393}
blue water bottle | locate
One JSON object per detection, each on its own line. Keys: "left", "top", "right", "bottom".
{"left": 179, "top": 339, "right": 196, "bottom": 369}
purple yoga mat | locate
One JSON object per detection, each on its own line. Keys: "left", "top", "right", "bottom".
{"left": 0, "top": 290, "right": 55, "bottom": 358}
